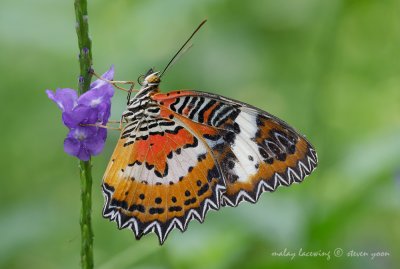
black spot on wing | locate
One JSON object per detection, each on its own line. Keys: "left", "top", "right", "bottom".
{"left": 168, "top": 206, "right": 182, "bottom": 212}
{"left": 149, "top": 207, "right": 165, "bottom": 214}
{"left": 128, "top": 204, "right": 145, "bottom": 213}
{"left": 197, "top": 184, "right": 209, "bottom": 196}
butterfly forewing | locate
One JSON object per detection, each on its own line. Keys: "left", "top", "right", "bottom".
{"left": 102, "top": 108, "right": 225, "bottom": 244}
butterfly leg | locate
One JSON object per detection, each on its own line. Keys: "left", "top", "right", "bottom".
{"left": 83, "top": 117, "right": 126, "bottom": 130}
{"left": 107, "top": 120, "right": 123, "bottom": 130}
{"left": 90, "top": 69, "right": 139, "bottom": 93}
{"left": 81, "top": 123, "right": 122, "bottom": 131}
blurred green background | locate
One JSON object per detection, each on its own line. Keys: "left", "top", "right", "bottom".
{"left": 1, "top": 0, "right": 399, "bottom": 268}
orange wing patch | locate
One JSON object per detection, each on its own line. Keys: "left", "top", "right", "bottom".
{"left": 102, "top": 117, "right": 225, "bottom": 244}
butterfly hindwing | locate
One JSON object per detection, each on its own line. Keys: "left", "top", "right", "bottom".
{"left": 153, "top": 90, "right": 318, "bottom": 207}
{"left": 103, "top": 88, "right": 317, "bottom": 244}
{"left": 102, "top": 112, "right": 225, "bottom": 244}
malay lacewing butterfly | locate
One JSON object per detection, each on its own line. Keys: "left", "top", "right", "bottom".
{"left": 100, "top": 20, "right": 318, "bottom": 244}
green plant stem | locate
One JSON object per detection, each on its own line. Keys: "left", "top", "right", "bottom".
{"left": 79, "top": 161, "right": 94, "bottom": 269}
{"left": 74, "top": 0, "right": 93, "bottom": 95}
{"left": 74, "top": 0, "right": 94, "bottom": 268}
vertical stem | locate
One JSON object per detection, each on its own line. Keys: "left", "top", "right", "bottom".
{"left": 74, "top": 0, "right": 94, "bottom": 268}
{"left": 74, "top": 0, "right": 93, "bottom": 95}
{"left": 79, "top": 160, "right": 94, "bottom": 269}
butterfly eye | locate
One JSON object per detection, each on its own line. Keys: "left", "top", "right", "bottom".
{"left": 137, "top": 75, "right": 145, "bottom": 86}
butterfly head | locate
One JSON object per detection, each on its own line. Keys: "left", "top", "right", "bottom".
{"left": 142, "top": 68, "right": 161, "bottom": 87}
{"left": 131, "top": 68, "right": 161, "bottom": 102}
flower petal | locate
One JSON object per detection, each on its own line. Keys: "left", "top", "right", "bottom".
{"left": 77, "top": 148, "right": 91, "bottom": 161}
{"left": 64, "top": 127, "right": 98, "bottom": 161}
{"left": 69, "top": 126, "right": 97, "bottom": 140}
{"left": 85, "top": 65, "right": 115, "bottom": 100}
{"left": 64, "top": 137, "right": 81, "bottom": 156}
{"left": 46, "top": 88, "right": 78, "bottom": 112}
{"left": 62, "top": 105, "right": 97, "bottom": 128}
{"left": 101, "top": 65, "right": 115, "bottom": 81}
{"left": 95, "top": 102, "right": 112, "bottom": 124}
{"left": 85, "top": 128, "right": 107, "bottom": 155}
{"left": 78, "top": 66, "right": 114, "bottom": 124}
{"left": 90, "top": 65, "right": 115, "bottom": 93}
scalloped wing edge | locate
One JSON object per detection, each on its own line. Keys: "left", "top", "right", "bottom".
{"left": 102, "top": 182, "right": 226, "bottom": 244}
{"left": 221, "top": 147, "right": 318, "bottom": 207}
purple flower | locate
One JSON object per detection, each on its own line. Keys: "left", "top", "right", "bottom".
{"left": 46, "top": 66, "right": 114, "bottom": 161}
{"left": 64, "top": 126, "right": 107, "bottom": 161}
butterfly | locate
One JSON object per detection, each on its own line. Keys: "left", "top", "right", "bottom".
{"left": 101, "top": 20, "right": 318, "bottom": 244}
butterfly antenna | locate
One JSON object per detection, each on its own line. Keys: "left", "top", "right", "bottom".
{"left": 159, "top": 19, "right": 207, "bottom": 78}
